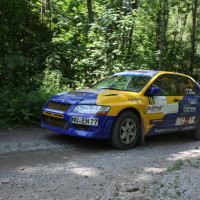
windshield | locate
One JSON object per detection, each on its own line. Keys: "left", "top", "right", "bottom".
{"left": 92, "top": 75, "right": 152, "bottom": 92}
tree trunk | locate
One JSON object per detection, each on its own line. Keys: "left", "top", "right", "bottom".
{"left": 87, "top": 0, "right": 94, "bottom": 24}
{"left": 127, "top": 0, "right": 138, "bottom": 59}
{"left": 158, "top": 0, "right": 168, "bottom": 70}
{"left": 189, "top": 0, "right": 198, "bottom": 76}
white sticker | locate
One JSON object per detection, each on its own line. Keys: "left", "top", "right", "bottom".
{"left": 163, "top": 103, "right": 179, "bottom": 114}
{"left": 175, "top": 116, "right": 196, "bottom": 126}
{"left": 153, "top": 96, "right": 167, "bottom": 104}
{"left": 147, "top": 105, "right": 164, "bottom": 113}
{"left": 189, "top": 99, "right": 198, "bottom": 105}
{"left": 147, "top": 103, "right": 178, "bottom": 114}
{"left": 183, "top": 106, "right": 196, "bottom": 113}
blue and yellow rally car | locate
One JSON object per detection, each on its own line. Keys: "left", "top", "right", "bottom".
{"left": 41, "top": 70, "right": 200, "bottom": 149}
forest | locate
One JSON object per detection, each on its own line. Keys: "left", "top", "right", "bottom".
{"left": 0, "top": 0, "right": 200, "bottom": 127}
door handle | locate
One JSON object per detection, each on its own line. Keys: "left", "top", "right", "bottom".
{"left": 173, "top": 98, "right": 181, "bottom": 102}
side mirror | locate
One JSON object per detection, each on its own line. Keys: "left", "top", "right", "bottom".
{"left": 146, "top": 86, "right": 161, "bottom": 96}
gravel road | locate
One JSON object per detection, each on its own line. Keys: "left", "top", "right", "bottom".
{"left": 0, "top": 128, "right": 200, "bottom": 200}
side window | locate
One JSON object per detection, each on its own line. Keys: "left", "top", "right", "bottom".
{"left": 177, "top": 75, "right": 200, "bottom": 96}
{"left": 152, "top": 74, "right": 178, "bottom": 96}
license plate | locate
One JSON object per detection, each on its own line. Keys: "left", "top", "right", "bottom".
{"left": 72, "top": 116, "right": 98, "bottom": 126}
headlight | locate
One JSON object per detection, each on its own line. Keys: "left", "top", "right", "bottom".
{"left": 72, "top": 105, "right": 110, "bottom": 115}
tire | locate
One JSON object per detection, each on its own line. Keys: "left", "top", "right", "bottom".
{"left": 190, "top": 120, "right": 200, "bottom": 140}
{"left": 109, "top": 111, "right": 140, "bottom": 150}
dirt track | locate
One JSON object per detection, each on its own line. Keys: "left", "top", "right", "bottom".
{"left": 0, "top": 128, "right": 200, "bottom": 200}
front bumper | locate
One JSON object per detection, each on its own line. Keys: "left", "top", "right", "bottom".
{"left": 41, "top": 111, "right": 116, "bottom": 139}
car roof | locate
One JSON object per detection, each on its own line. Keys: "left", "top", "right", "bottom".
{"left": 113, "top": 70, "right": 192, "bottom": 79}
{"left": 113, "top": 70, "right": 159, "bottom": 77}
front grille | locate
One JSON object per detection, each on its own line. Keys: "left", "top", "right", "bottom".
{"left": 47, "top": 101, "right": 71, "bottom": 111}
{"left": 44, "top": 116, "right": 68, "bottom": 129}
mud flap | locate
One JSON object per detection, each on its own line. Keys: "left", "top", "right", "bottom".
{"left": 140, "top": 118, "right": 145, "bottom": 145}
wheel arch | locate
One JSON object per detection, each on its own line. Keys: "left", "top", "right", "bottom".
{"left": 111, "top": 107, "right": 145, "bottom": 145}
{"left": 115, "top": 107, "right": 142, "bottom": 122}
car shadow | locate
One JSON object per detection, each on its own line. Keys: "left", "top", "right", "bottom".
{"left": 45, "top": 130, "right": 195, "bottom": 151}
{"left": 144, "top": 131, "right": 193, "bottom": 147}
{"left": 45, "top": 131, "right": 112, "bottom": 151}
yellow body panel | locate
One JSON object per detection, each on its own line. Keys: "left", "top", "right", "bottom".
{"left": 95, "top": 71, "right": 187, "bottom": 135}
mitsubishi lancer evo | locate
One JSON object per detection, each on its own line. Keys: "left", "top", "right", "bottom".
{"left": 41, "top": 70, "right": 200, "bottom": 149}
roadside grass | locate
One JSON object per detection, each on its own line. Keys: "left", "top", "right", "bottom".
{"left": 166, "top": 158, "right": 200, "bottom": 173}
{"left": 185, "top": 158, "right": 200, "bottom": 168}
{"left": 166, "top": 160, "right": 184, "bottom": 172}
{"left": 141, "top": 158, "right": 200, "bottom": 200}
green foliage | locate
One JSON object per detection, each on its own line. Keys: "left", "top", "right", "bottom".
{"left": 0, "top": 88, "right": 47, "bottom": 127}
{"left": 0, "top": 0, "right": 200, "bottom": 127}
{"left": 40, "top": 68, "right": 71, "bottom": 94}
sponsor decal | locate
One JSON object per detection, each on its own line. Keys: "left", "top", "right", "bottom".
{"left": 129, "top": 98, "right": 142, "bottom": 101}
{"left": 155, "top": 128, "right": 178, "bottom": 133}
{"left": 153, "top": 96, "right": 167, "bottom": 104}
{"left": 183, "top": 106, "right": 196, "bottom": 113}
{"left": 184, "top": 126, "right": 195, "bottom": 130}
{"left": 175, "top": 116, "right": 196, "bottom": 126}
{"left": 129, "top": 98, "right": 142, "bottom": 104}
{"left": 147, "top": 105, "right": 163, "bottom": 113}
{"left": 189, "top": 99, "right": 198, "bottom": 105}
{"left": 147, "top": 103, "right": 178, "bottom": 114}
{"left": 43, "top": 111, "right": 64, "bottom": 119}
{"left": 148, "top": 96, "right": 155, "bottom": 104}
{"left": 186, "top": 88, "right": 195, "bottom": 95}
{"left": 163, "top": 103, "right": 179, "bottom": 114}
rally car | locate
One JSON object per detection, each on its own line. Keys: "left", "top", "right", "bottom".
{"left": 41, "top": 70, "right": 200, "bottom": 149}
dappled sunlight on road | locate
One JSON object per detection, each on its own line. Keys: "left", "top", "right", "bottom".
{"left": 143, "top": 167, "right": 166, "bottom": 174}
{"left": 167, "top": 148, "right": 200, "bottom": 161}
{"left": 69, "top": 167, "right": 98, "bottom": 177}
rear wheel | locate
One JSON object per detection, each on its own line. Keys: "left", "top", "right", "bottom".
{"left": 190, "top": 120, "right": 200, "bottom": 140}
{"left": 109, "top": 111, "right": 140, "bottom": 150}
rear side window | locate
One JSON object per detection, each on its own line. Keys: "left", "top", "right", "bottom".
{"left": 177, "top": 75, "right": 200, "bottom": 96}
{"left": 151, "top": 74, "right": 178, "bottom": 96}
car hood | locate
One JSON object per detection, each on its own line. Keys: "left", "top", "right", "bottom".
{"left": 50, "top": 88, "right": 137, "bottom": 105}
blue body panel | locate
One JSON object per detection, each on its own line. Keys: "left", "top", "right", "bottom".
{"left": 146, "top": 95, "right": 200, "bottom": 135}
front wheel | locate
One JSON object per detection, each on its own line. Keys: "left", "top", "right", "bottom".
{"left": 190, "top": 120, "right": 200, "bottom": 140}
{"left": 109, "top": 111, "right": 140, "bottom": 150}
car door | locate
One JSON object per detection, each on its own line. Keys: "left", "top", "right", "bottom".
{"left": 176, "top": 75, "right": 200, "bottom": 130}
{"left": 145, "top": 74, "right": 181, "bottom": 135}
